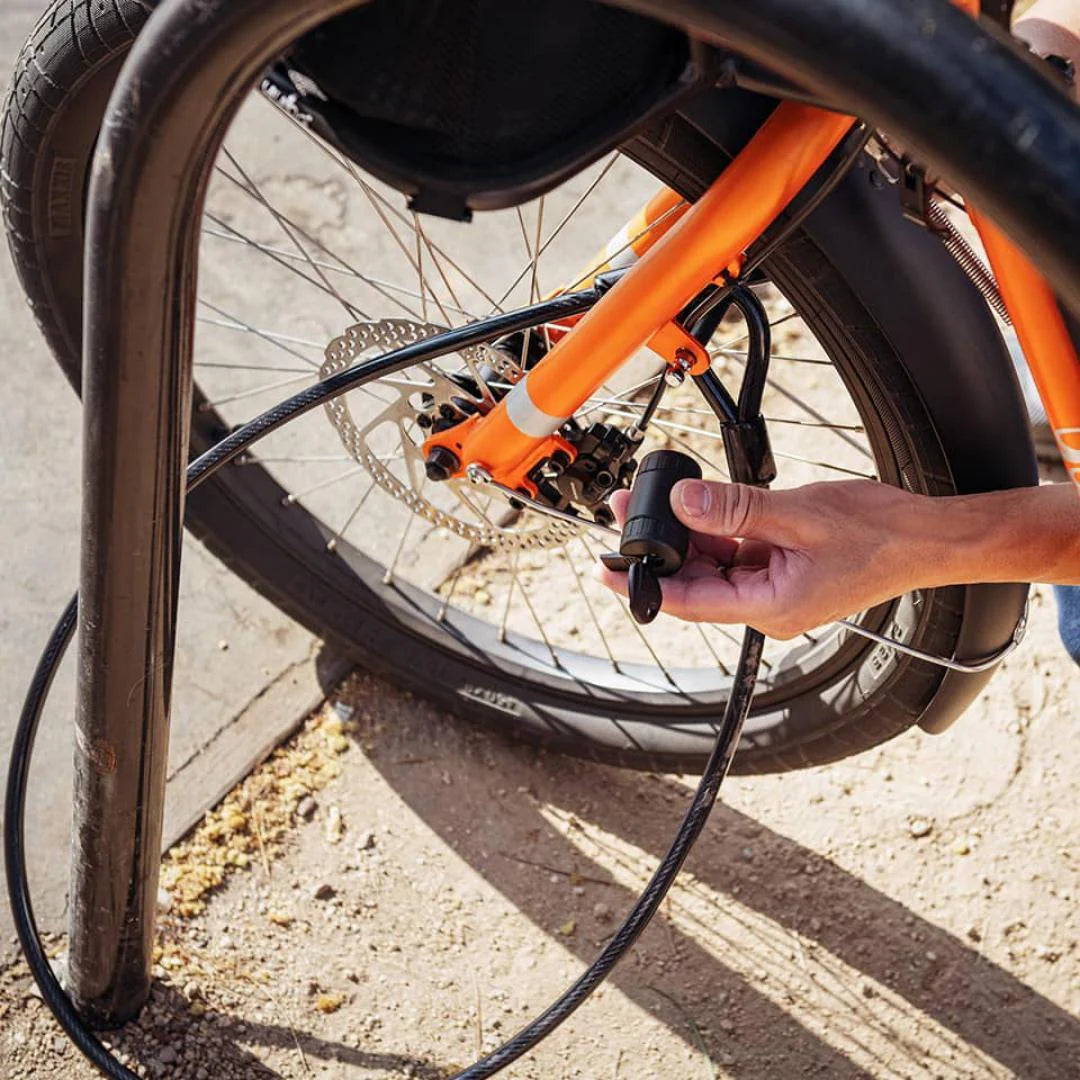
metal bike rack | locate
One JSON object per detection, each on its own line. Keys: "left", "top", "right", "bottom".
{"left": 70, "top": 0, "right": 1080, "bottom": 1032}
{"left": 69, "top": 0, "right": 370, "bottom": 1026}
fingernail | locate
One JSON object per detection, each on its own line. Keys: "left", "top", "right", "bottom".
{"left": 677, "top": 480, "right": 709, "bottom": 518}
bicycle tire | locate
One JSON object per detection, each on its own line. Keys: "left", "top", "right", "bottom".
{"left": 0, "top": 0, "right": 1031, "bottom": 773}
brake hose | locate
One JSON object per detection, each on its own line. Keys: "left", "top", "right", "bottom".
{"left": 6, "top": 292, "right": 765, "bottom": 1079}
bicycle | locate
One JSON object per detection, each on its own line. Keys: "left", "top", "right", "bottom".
{"left": 4, "top": 0, "right": 1080, "bottom": 1075}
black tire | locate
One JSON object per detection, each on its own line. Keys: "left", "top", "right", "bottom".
{"left": 0, "top": 0, "right": 1017, "bottom": 773}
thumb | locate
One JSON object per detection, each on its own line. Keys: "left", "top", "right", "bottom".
{"left": 671, "top": 478, "right": 788, "bottom": 541}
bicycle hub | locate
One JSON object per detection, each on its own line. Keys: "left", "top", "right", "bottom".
{"left": 601, "top": 449, "right": 701, "bottom": 624}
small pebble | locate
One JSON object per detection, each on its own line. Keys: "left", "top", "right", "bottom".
{"left": 908, "top": 818, "right": 934, "bottom": 839}
{"left": 593, "top": 902, "right": 612, "bottom": 921}
{"left": 313, "top": 883, "right": 336, "bottom": 901}
{"left": 325, "top": 806, "right": 344, "bottom": 844}
{"left": 296, "top": 796, "right": 317, "bottom": 820}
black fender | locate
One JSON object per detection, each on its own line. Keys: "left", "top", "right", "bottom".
{"left": 634, "top": 88, "right": 1035, "bottom": 733}
{"left": 801, "top": 163, "right": 1035, "bottom": 732}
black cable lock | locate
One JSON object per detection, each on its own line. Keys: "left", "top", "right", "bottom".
{"left": 7, "top": 291, "right": 775, "bottom": 1080}
{"left": 603, "top": 283, "right": 776, "bottom": 625}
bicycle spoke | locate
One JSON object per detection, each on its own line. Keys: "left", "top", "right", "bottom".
{"left": 772, "top": 450, "right": 876, "bottom": 479}
{"left": 202, "top": 225, "right": 457, "bottom": 321}
{"left": 723, "top": 350, "right": 873, "bottom": 459}
{"left": 579, "top": 534, "right": 677, "bottom": 687}
{"left": 713, "top": 346, "right": 833, "bottom": 367}
{"left": 519, "top": 197, "right": 546, "bottom": 369}
{"left": 281, "top": 465, "right": 366, "bottom": 506}
{"left": 218, "top": 151, "right": 367, "bottom": 323}
{"left": 197, "top": 299, "right": 319, "bottom": 368}
{"left": 199, "top": 371, "right": 313, "bottom": 410}
{"left": 237, "top": 454, "right": 352, "bottom": 465}
{"left": 205, "top": 212, "right": 359, "bottom": 315}
{"left": 270, "top": 103, "right": 508, "bottom": 314}
{"left": 437, "top": 558, "right": 467, "bottom": 623}
{"left": 196, "top": 313, "right": 326, "bottom": 352}
{"left": 382, "top": 491, "right": 425, "bottom": 584}
{"left": 492, "top": 154, "right": 620, "bottom": 310}
{"left": 693, "top": 624, "right": 732, "bottom": 677}
{"left": 326, "top": 476, "right": 379, "bottom": 552}
{"left": 564, "top": 541, "right": 622, "bottom": 672}
{"left": 193, "top": 360, "right": 313, "bottom": 375}
{"left": 581, "top": 393, "right": 864, "bottom": 433}
{"left": 563, "top": 199, "right": 688, "bottom": 296}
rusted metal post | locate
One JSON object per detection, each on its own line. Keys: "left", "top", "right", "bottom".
{"left": 69, "top": 0, "right": 366, "bottom": 1026}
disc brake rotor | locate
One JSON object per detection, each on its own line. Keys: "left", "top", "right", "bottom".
{"left": 320, "top": 318, "right": 583, "bottom": 551}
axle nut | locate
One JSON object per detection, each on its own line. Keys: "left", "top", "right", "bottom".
{"left": 424, "top": 446, "right": 460, "bottom": 482}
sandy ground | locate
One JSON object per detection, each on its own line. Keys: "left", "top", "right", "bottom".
{"left": 2, "top": 579, "right": 1077, "bottom": 1080}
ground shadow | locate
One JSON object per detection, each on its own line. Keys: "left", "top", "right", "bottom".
{"left": 339, "top": 675, "right": 1079, "bottom": 1079}
{"left": 105, "top": 983, "right": 444, "bottom": 1079}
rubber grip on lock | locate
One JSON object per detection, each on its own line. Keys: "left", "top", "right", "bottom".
{"left": 619, "top": 450, "right": 702, "bottom": 576}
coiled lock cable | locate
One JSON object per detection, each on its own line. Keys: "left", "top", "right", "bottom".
{"left": 5, "top": 293, "right": 765, "bottom": 1080}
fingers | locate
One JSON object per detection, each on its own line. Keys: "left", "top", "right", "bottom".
{"left": 671, "top": 478, "right": 790, "bottom": 543}
{"left": 596, "top": 563, "right": 771, "bottom": 628}
{"left": 608, "top": 487, "right": 630, "bottom": 527}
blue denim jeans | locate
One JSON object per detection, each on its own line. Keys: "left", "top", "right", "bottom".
{"left": 1055, "top": 585, "right": 1080, "bottom": 664}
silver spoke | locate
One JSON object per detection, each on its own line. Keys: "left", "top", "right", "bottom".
{"left": 281, "top": 465, "right": 366, "bottom": 506}
{"left": 493, "top": 154, "right": 620, "bottom": 310}
{"left": 326, "top": 476, "right": 379, "bottom": 552}
{"left": 723, "top": 350, "right": 873, "bottom": 459}
{"left": 199, "top": 371, "right": 312, "bottom": 410}
{"left": 202, "top": 226, "right": 476, "bottom": 320}
{"left": 196, "top": 313, "right": 326, "bottom": 352}
{"left": 382, "top": 493, "right": 423, "bottom": 584}
{"left": 772, "top": 450, "right": 876, "bottom": 479}
{"left": 218, "top": 152, "right": 367, "bottom": 322}
{"left": 238, "top": 454, "right": 352, "bottom": 465}
{"left": 563, "top": 199, "right": 688, "bottom": 295}
{"left": 712, "top": 310, "right": 800, "bottom": 352}
{"left": 437, "top": 559, "right": 467, "bottom": 623}
{"left": 581, "top": 393, "right": 863, "bottom": 433}
{"left": 198, "top": 299, "right": 318, "bottom": 368}
{"left": 713, "top": 346, "right": 832, "bottom": 367}
{"left": 194, "top": 360, "right": 313, "bottom": 375}
{"left": 511, "top": 554, "right": 562, "bottom": 669}
{"left": 270, "top": 104, "right": 509, "bottom": 314}
{"left": 693, "top": 624, "right": 732, "bottom": 677}
{"left": 518, "top": 197, "right": 546, "bottom": 369}
{"left": 565, "top": 541, "right": 622, "bottom": 672}
{"left": 205, "top": 212, "right": 358, "bottom": 315}
{"left": 579, "top": 534, "right": 677, "bottom": 687}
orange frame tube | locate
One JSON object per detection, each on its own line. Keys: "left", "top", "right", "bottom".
{"left": 425, "top": 101, "right": 855, "bottom": 489}
{"left": 970, "top": 209, "right": 1080, "bottom": 487}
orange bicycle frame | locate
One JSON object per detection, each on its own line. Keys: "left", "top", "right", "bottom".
{"left": 424, "top": 101, "right": 856, "bottom": 490}
{"left": 425, "top": 93, "right": 1080, "bottom": 493}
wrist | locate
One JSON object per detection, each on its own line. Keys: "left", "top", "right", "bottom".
{"left": 909, "top": 485, "right": 1080, "bottom": 588}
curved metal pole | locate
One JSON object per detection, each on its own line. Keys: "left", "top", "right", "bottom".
{"left": 72, "top": 0, "right": 369, "bottom": 1026}
{"left": 602, "top": 0, "right": 1080, "bottom": 311}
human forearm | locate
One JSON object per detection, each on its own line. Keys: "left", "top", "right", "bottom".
{"left": 1014, "top": 0, "right": 1080, "bottom": 74}
{"left": 915, "top": 484, "right": 1080, "bottom": 588}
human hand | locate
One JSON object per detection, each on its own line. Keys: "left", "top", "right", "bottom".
{"left": 597, "top": 477, "right": 938, "bottom": 639}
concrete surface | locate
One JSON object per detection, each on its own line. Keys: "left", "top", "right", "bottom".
{"left": 0, "top": 2, "right": 336, "bottom": 957}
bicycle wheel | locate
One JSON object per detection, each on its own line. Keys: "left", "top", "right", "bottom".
{"left": 1, "top": 0, "right": 1031, "bottom": 773}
